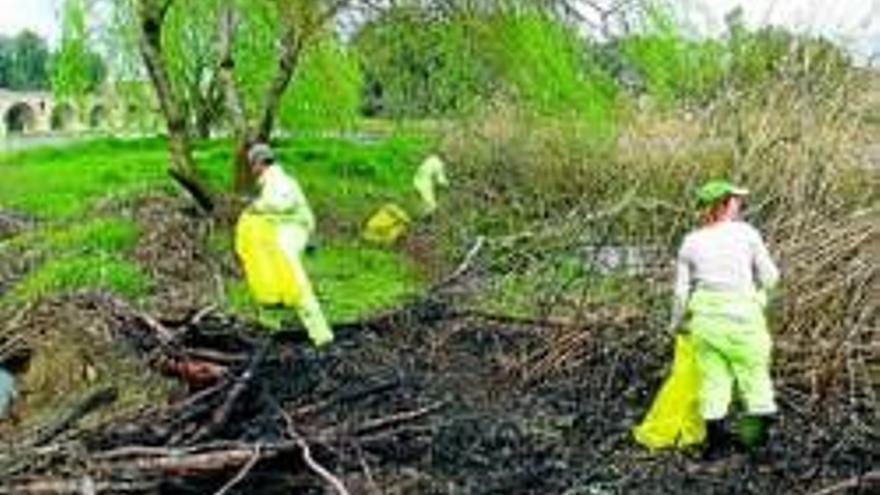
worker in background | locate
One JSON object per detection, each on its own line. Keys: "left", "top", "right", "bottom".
{"left": 244, "top": 143, "right": 333, "bottom": 347}
{"left": 413, "top": 154, "right": 449, "bottom": 216}
{"left": 670, "top": 180, "right": 780, "bottom": 460}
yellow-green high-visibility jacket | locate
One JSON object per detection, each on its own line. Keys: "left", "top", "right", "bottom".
{"left": 251, "top": 164, "right": 315, "bottom": 238}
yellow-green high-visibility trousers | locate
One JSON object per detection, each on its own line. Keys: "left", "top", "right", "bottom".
{"left": 275, "top": 223, "right": 334, "bottom": 347}
{"left": 685, "top": 290, "right": 777, "bottom": 420}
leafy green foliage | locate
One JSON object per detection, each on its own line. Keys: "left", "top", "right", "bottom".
{"left": 727, "top": 26, "right": 851, "bottom": 94}
{"left": 355, "top": 6, "right": 617, "bottom": 136}
{"left": 354, "top": 6, "right": 491, "bottom": 117}
{"left": 614, "top": 3, "right": 852, "bottom": 105}
{"left": 486, "top": 11, "right": 618, "bottom": 134}
{"left": 279, "top": 37, "right": 363, "bottom": 131}
{"left": 0, "top": 30, "right": 51, "bottom": 90}
{"left": 616, "top": 4, "right": 725, "bottom": 106}
{"left": 162, "top": 0, "right": 224, "bottom": 136}
{"left": 52, "top": 0, "right": 106, "bottom": 111}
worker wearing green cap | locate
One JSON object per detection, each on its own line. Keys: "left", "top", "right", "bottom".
{"left": 670, "top": 180, "right": 780, "bottom": 459}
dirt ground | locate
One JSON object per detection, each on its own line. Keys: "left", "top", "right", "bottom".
{"left": 2, "top": 292, "right": 874, "bottom": 494}
{"left": 1, "top": 194, "right": 876, "bottom": 494}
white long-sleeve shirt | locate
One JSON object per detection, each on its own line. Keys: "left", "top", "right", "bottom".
{"left": 670, "top": 220, "right": 779, "bottom": 330}
{"left": 251, "top": 165, "right": 315, "bottom": 233}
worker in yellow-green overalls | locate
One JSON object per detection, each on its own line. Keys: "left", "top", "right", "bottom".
{"left": 670, "top": 180, "right": 780, "bottom": 459}
{"left": 239, "top": 143, "right": 333, "bottom": 347}
{"left": 413, "top": 154, "right": 448, "bottom": 216}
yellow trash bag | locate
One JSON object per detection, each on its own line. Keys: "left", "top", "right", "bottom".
{"left": 362, "top": 203, "right": 411, "bottom": 245}
{"left": 633, "top": 334, "right": 705, "bottom": 449}
{"left": 235, "top": 212, "right": 302, "bottom": 306}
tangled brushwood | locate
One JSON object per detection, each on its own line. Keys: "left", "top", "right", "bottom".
{"left": 0, "top": 285, "right": 876, "bottom": 494}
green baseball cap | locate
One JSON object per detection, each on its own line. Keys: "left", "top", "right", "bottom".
{"left": 696, "top": 180, "right": 749, "bottom": 205}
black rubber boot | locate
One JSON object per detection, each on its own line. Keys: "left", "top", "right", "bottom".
{"left": 702, "top": 419, "right": 729, "bottom": 461}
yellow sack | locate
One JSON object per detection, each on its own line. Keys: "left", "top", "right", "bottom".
{"left": 235, "top": 212, "right": 302, "bottom": 306}
{"left": 362, "top": 203, "right": 411, "bottom": 245}
{"left": 633, "top": 334, "right": 705, "bottom": 449}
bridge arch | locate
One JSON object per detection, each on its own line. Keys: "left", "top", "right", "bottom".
{"left": 50, "top": 102, "right": 76, "bottom": 131}
{"left": 4, "top": 101, "right": 37, "bottom": 134}
{"left": 89, "top": 104, "right": 107, "bottom": 129}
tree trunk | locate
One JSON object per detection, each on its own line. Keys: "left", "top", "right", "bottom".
{"left": 255, "top": 12, "right": 310, "bottom": 144}
{"left": 137, "top": 0, "right": 215, "bottom": 212}
{"left": 217, "top": 3, "right": 255, "bottom": 193}
{"left": 195, "top": 74, "right": 224, "bottom": 140}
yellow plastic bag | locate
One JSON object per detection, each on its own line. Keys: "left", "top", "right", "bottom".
{"left": 235, "top": 212, "right": 302, "bottom": 306}
{"left": 633, "top": 334, "right": 706, "bottom": 449}
{"left": 362, "top": 203, "right": 411, "bottom": 245}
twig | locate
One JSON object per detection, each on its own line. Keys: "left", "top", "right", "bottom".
{"left": 189, "top": 340, "right": 268, "bottom": 443}
{"left": 212, "top": 443, "right": 262, "bottom": 495}
{"left": 317, "top": 402, "right": 446, "bottom": 441}
{"left": 184, "top": 348, "right": 247, "bottom": 365}
{"left": 292, "top": 377, "right": 401, "bottom": 418}
{"left": 102, "top": 442, "right": 296, "bottom": 473}
{"left": 298, "top": 435, "right": 350, "bottom": 495}
{"left": 189, "top": 304, "right": 218, "bottom": 326}
{"left": 430, "top": 236, "right": 485, "bottom": 290}
{"left": 354, "top": 442, "right": 380, "bottom": 495}
{"left": 809, "top": 470, "right": 880, "bottom": 495}
{"left": 353, "top": 402, "right": 446, "bottom": 436}
{"left": 278, "top": 408, "right": 350, "bottom": 495}
{"left": 0, "top": 478, "right": 156, "bottom": 494}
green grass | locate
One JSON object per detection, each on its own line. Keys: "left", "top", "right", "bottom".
{"left": 475, "top": 253, "right": 660, "bottom": 319}
{"left": 307, "top": 242, "right": 423, "bottom": 322}
{"left": 1, "top": 135, "right": 431, "bottom": 320}
{"left": 224, "top": 241, "right": 423, "bottom": 324}
{"left": 191, "top": 133, "right": 430, "bottom": 225}
{"left": 0, "top": 139, "right": 171, "bottom": 219}
{"left": 0, "top": 133, "right": 429, "bottom": 221}
{"left": 40, "top": 218, "right": 139, "bottom": 254}
{"left": 9, "top": 255, "right": 151, "bottom": 302}
{"left": 2, "top": 218, "right": 144, "bottom": 305}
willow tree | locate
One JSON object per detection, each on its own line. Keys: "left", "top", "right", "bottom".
{"left": 126, "top": 0, "right": 374, "bottom": 211}
{"left": 121, "top": 0, "right": 606, "bottom": 211}
{"left": 52, "top": 0, "right": 92, "bottom": 121}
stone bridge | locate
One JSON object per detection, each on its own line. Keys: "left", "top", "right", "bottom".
{"left": 0, "top": 88, "right": 159, "bottom": 137}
